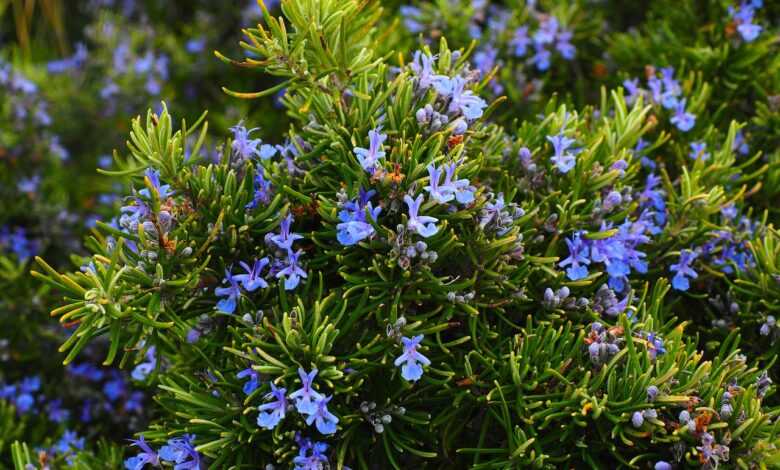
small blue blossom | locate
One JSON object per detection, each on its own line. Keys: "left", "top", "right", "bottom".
{"left": 257, "top": 382, "right": 288, "bottom": 430}
{"left": 246, "top": 168, "right": 273, "bottom": 210}
{"left": 730, "top": 1, "right": 763, "bottom": 42}
{"left": 215, "top": 269, "right": 242, "bottom": 314}
{"left": 436, "top": 76, "right": 488, "bottom": 120}
{"left": 275, "top": 249, "right": 307, "bottom": 290}
{"left": 305, "top": 395, "right": 339, "bottom": 435}
{"left": 158, "top": 434, "right": 201, "bottom": 469}
{"left": 354, "top": 127, "right": 387, "bottom": 173}
{"left": 293, "top": 436, "right": 330, "bottom": 470}
{"left": 689, "top": 142, "right": 710, "bottom": 161}
{"left": 511, "top": 26, "right": 531, "bottom": 57}
{"left": 237, "top": 368, "right": 260, "bottom": 395}
{"left": 670, "top": 249, "right": 698, "bottom": 291}
{"left": 424, "top": 162, "right": 475, "bottom": 205}
{"left": 234, "top": 258, "right": 270, "bottom": 292}
{"left": 269, "top": 214, "right": 304, "bottom": 251}
{"left": 131, "top": 346, "right": 157, "bottom": 381}
{"left": 125, "top": 436, "right": 160, "bottom": 470}
{"left": 670, "top": 99, "right": 696, "bottom": 132}
{"left": 559, "top": 231, "right": 590, "bottom": 280}
{"left": 337, "top": 188, "right": 381, "bottom": 246}
{"left": 289, "top": 368, "right": 324, "bottom": 415}
{"left": 404, "top": 194, "right": 439, "bottom": 238}
{"left": 546, "top": 132, "right": 579, "bottom": 174}
{"left": 230, "top": 121, "right": 277, "bottom": 162}
{"left": 394, "top": 335, "right": 431, "bottom": 382}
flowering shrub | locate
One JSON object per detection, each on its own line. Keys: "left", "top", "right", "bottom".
{"left": 3, "top": 0, "right": 780, "bottom": 469}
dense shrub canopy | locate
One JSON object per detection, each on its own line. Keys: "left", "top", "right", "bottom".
{"left": 2, "top": 0, "right": 780, "bottom": 469}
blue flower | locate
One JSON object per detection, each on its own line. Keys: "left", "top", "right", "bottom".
{"left": 670, "top": 99, "right": 696, "bottom": 132}
{"left": 546, "top": 132, "right": 579, "bottom": 174}
{"left": 511, "top": 26, "right": 531, "bottom": 57}
{"left": 237, "top": 368, "right": 260, "bottom": 395}
{"left": 269, "top": 214, "right": 304, "bottom": 251}
{"left": 559, "top": 231, "right": 590, "bottom": 280}
{"left": 623, "top": 78, "right": 641, "bottom": 105}
{"left": 437, "top": 76, "right": 487, "bottom": 120}
{"left": 337, "top": 188, "right": 381, "bottom": 246}
{"left": 400, "top": 6, "right": 424, "bottom": 33}
{"left": 45, "top": 398, "right": 70, "bottom": 423}
{"left": 556, "top": 29, "right": 575, "bottom": 60}
{"left": 246, "top": 168, "right": 273, "bottom": 210}
{"left": 730, "top": 2, "right": 762, "bottom": 42}
{"left": 215, "top": 269, "right": 242, "bottom": 314}
{"left": 230, "top": 121, "right": 277, "bottom": 162}
{"left": 354, "top": 127, "right": 387, "bottom": 173}
{"left": 423, "top": 162, "right": 474, "bottom": 204}
{"left": 158, "top": 434, "right": 201, "bottom": 469}
{"left": 305, "top": 395, "right": 339, "bottom": 435}
{"left": 404, "top": 194, "right": 439, "bottom": 238}
{"left": 289, "top": 368, "right": 324, "bottom": 415}
{"left": 142, "top": 168, "right": 171, "bottom": 200}
{"left": 275, "top": 249, "right": 307, "bottom": 290}
{"left": 234, "top": 258, "right": 270, "bottom": 292}
{"left": 646, "top": 332, "right": 667, "bottom": 360}
{"left": 394, "top": 335, "right": 431, "bottom": 382}
{"left": 125, "top": 436, "right": 160, "bottom": 470}
{"left": 131, "top": 346, "right": 157, "bottom": 381}
{"left": 689, "top": 142, "right": 710, "bottom": 161}
{"left": 257, "top": 382, "right": 288, "bottom": 430}
{"left": 410, "top": 50, "right": 437, "bottom": 90}
{"left": 532, "top": 44, "right": 551, "bottom": 71}
{"left": 293, "top": 436, "right": 329, "bottom": 470}
{"left": 670, "top": 249, "right": 698, "bottom": 291}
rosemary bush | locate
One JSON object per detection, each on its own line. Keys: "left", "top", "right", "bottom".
{"left": 3, "top": 0, "right": 780, "bottom": 469}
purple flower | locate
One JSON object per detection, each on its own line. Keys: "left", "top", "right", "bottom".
{"left": 234, "top": 258, "right": 270, "bottom": 292}
{"left": 655, "top": 462, "right": 672, "bottom": 470}
{"left": 670, "top": 249, "right": 698, "bottom": 291}
{"left": 215, "top": 270, "right": 242, "bottom": 314}
{"left": 559, "top": 231, "right": 590, "bottom": 280}
{"left": 547, "top": 132, "right": 579, "bottom": 173}
{"left": 257, "top": 383, "right": 287, "bottom": 430}
{"left": 354, "top": 128, "right": 387, "bottom": 173}
{"left": 237, "top": 368, "right": 260, "bottom": 395}
{"left": 305, "top": 395, "right": 339, "bottom": 435}
{"left": 404, "top": 194, "right": 439, "bottom": 238}
{"left": 394, "top": 335, "right": 431, "bottom": 382}
{"left": 289, "top": 368, "right": 324, "bottom": 415}
{"left": 670, "top": 99, "right": 696, "bottom": 132}
{"left": 275, "top": 249, "right": 307, "bottom": 290}
{"left": 269, "top": 214, "right": 303, "bottom": 251}
{"left": 125, "top": 436, "right": 160, "bottom": 470}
